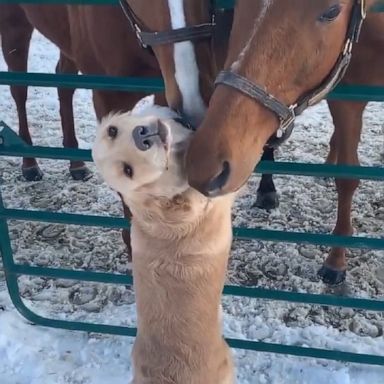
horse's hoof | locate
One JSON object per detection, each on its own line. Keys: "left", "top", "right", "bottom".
{"left": 22, "top": 165, "right": 43, "bottom": 181}
{"left": 122, "top": 228, "right": 132, "bottom": 262}
{"left": 317, "top": 265, "right": 346, "bottom": 286}
{"left": 70, "top": 166, "right": 92, "bottom": 181}
{"left": 253, "top": 191, "right": 279, "bottom": 210}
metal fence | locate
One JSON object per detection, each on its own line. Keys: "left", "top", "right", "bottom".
{"left": 1, "top": 0, "right": 384, "bottom": 366}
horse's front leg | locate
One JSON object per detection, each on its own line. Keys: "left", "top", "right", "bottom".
{"left": 56, "top": 53, "right": 91, "bottom": 181}
{"left": 318, "top": 100, "right": 366, "bottom": 285}
{"left": 254, "top": 146, "right": 279, "bottom": 210}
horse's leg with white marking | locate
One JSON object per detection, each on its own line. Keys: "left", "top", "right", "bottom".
{"left": 254, "top": 146, "right": 279, "bottom": 210}
{"left": 318, "top": 100, "right": 366, "bottom": 285}
{"left": 1, "top": 10, "right": 41, "bottom": 180}
{"left": 56, "top": 53, "right": 91, "bottom": 181}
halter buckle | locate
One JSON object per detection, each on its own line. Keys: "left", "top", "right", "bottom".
{"left": 360, "top": 0, "right": 367, "bottom": 19}
{"left": 133, "top": 25, "right": 149, "bottom": 49}
{"left": 343, "top": 38, "right": 353, "bottom": 55}
{"left": 352, "top": 0, "right": 366, "bottom": 43}
{"left": 276, "top": 104, "right": 296, "bottom": 141}
{"left": 280, "top": 104, "right": 296, "bottom": 132}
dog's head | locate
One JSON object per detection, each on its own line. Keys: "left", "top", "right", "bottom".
{"left": 92, "top": 111, "right": 193, "bottom": 203}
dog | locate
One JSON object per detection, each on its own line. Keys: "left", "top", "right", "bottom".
{"left": 92, "top": 104, "right": 235, "bottom": 384}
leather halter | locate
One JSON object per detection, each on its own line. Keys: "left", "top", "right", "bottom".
{"left": 215, "top": 0, "right": 367, "bottom": 148}
{"left": 119, "top": 0, "right": 216, "bottom": 52}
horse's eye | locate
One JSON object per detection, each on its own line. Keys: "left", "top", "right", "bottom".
{"left": 123, "top": 163, "right": 133, "bottom": 178}
{"left": 108, "top": 125, "right": 118, "bottom": 139}
{"left": 318, "top": 4, "right": 342, "bottom": 22}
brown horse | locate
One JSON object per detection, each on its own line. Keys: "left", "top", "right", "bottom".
{"left": 0, "top": 3, "right": 165, "bottom": 182}
{"left": 186, "top": 0, "right": 384, "bottom": 285}
{"left": 0, "top": 3, "right": 170, "bottom": 252}
{"left": 123, "top": 0, "right": 281, "bottom": 210}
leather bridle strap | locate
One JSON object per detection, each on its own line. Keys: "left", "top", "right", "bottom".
{"left": 139, "top": 24, "right": 215, "bottom": 46}
{"left": 119, "top": 0, "right": 215, "bottom": 49}
{"left": 216, "top": 70, "right": 296, "bottom": 127}
{"left": 214, "top": 0, "right": 367, "bottom": 148}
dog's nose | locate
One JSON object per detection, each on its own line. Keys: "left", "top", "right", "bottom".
{"left": 132, "top": 125, "right": 157, "bottom": 151}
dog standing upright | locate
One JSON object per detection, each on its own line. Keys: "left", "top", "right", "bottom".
{"left": 92, "top": 105, "right": 235, "bottom": 384}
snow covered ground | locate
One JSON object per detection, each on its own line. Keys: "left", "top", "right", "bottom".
{"left": 1, "top": 31, "right": 384, "bottom": 384}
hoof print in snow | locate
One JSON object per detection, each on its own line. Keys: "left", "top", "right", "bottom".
{"left": 260, "top": 260, "right": 288, "bottom": 281}
{"left": 36, "top": 225, "right": 65, "bottom": 240}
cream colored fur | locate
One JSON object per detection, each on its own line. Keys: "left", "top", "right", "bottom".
{"left": 92, "top": 106, "right": 235, "bottom": 384}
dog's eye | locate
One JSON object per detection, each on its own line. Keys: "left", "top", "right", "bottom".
{"left": 108, "top": 125, "right": 118, "bottom": 139}
{"left": 318, "top": 4, "right": 342, "bottom": 22}
{"left": 123, "top": 163, "right": 133, "bottom": 178}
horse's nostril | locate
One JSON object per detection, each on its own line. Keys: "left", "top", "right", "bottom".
{"left": 206, "top": 161, "right": 231, "bottom": 196}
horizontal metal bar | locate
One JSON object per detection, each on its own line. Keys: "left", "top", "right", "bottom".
{"left": 0, "top": 0, "right": 235, "bottom": 8}
{"left": 0, "top": 0, "right": 382, "bottom": 12}
{"left": 371, "top": 3, "right": 384, "bottom": 12}
{"left": 226, "top": 338, "right": 384, "bottom": 366}
{"left": 9, "top": 285, "right": 384, "bottom": 365}
{"left": 13, "top": 264, "right": 133, "bottom": 284}
{"left": 5, "top": 270, "right": 384, "bottom": 366}
{"left": 11, "top": 264, "right": 384, "bottom": 311}
{"left": 1, "top": 145, "right": 384, "bottom": 181}
{"left": 2, "top": 207, "right": 383, "bottom": 249}
{"left": 234, "top": 226, "right": 384, "bottom": 249}
{"left": 330, "top": 84, "right": 384, "bottom": 102}
{"left": 0, "top": 144, "right": 92, "bottom": 162}
{"left": 2, "top": 72, "right": 384, "bottom": 102}
{"left": 1, "top": 208, "right": 129, "bottom": 229}
{"left": 0, "top": 0, "right": 118, "bottom": 3}
{"left": 0, "top": 72, "right": 164, "bottom": 93}
{"left": 255, "top": 161, "right": 384, "bottom": 181}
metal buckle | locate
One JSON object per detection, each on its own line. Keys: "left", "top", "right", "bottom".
{"left": 343, "top": 38, "right": 353, "bottom": 55}
{"left": 133, "top": 24, "right": 148, "bottom": 49}
{"left": 352, "top": 0, "right": 367, "bottom": 43}
{"left": 360, "top": 0, "right": 367, "bottom": 19}
{"left": 278, "top": 104, "right": 296, "bottom": 137}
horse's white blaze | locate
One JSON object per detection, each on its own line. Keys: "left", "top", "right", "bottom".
{"left": 167, "top": 0, "right": 206, "bottom": 126}
{"left": 231, "top": 0, "right": 274, "bottom": 71}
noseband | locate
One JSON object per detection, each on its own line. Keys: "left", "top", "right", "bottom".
{"left": 215, "top": 0, "right": 367, "bottom": 148}
{"left": 119, "top": 0, "right": 216, "bottom": 51}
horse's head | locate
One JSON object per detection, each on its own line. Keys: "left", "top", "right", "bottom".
{"left": 186, "top": 0, "right": 373, "bottom": 196}
{"left": 123, "top": 0, "right": 218, "bottom": 127}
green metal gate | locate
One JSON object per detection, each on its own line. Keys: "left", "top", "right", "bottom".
{"left": 1, "top": 0, "right": 384, "bottom": 366}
